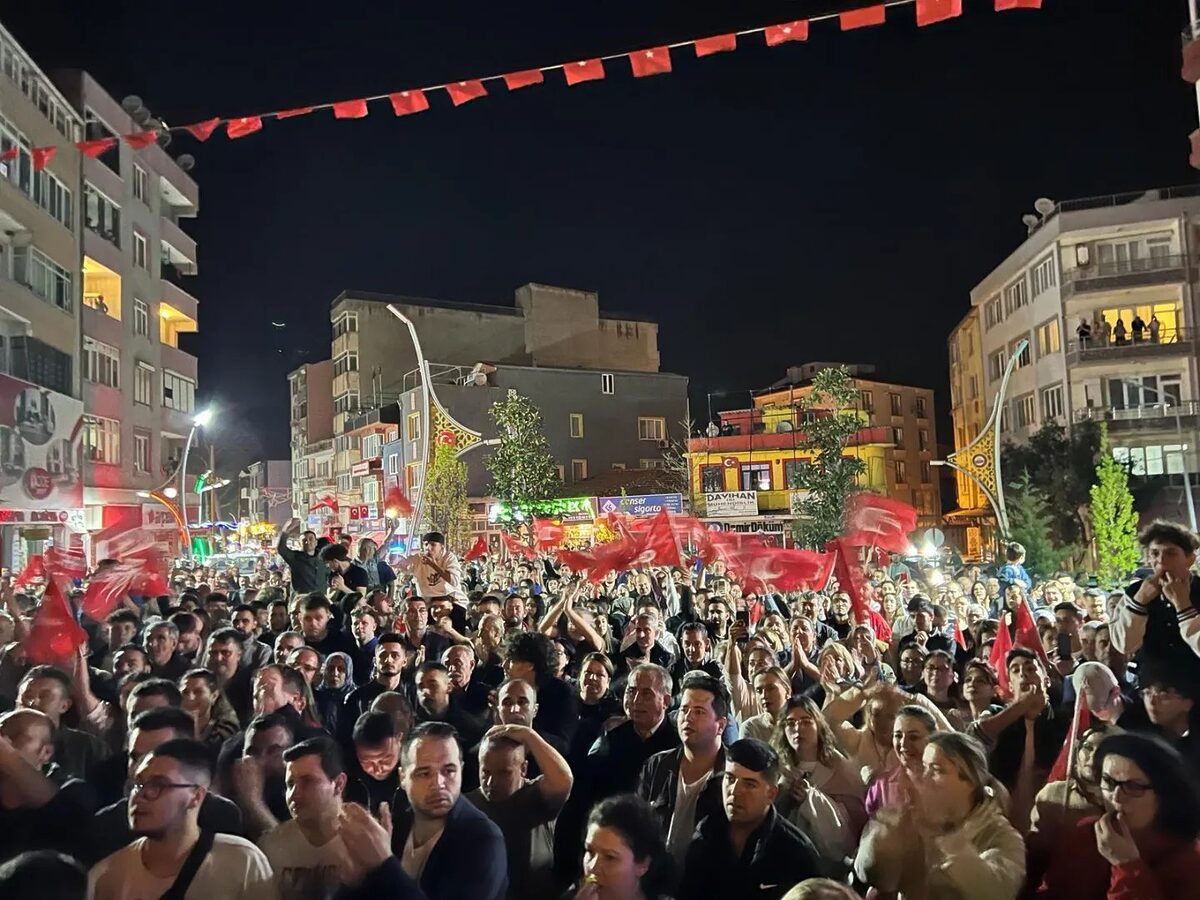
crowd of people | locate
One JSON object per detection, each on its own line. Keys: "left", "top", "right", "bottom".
{"left": 0, "top": 513, "right": 1198, "bottom": 900}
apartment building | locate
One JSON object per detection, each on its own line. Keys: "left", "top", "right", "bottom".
{"left": 945, "top": 307, "right": 992, "bottom": 557}
{"left": 0, "top": 24, "right": 85, "bottom": 565}
{"left": 957, "top": 185, "right": 1200, "bottom": 511}
{"left": 287, "top": 359, "right": 334, "bottom": 522}
{"left": 48, "top": 71, "right": 200, "bottom": 549}
{"left": 238, "top": 459, "right": 291, "bottom": 531}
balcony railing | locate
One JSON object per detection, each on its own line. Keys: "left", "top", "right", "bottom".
{"left": 1073, "top": 401, "right": 1200, "bottom": 427}
{"left": 4, "top": 335, "right": 73, "bottom": 396}
{"left": 1065, "top": 326, "right": 1195, "bottom": 363}
{"left": 1061, "top": 254, "right": 1191, "bottom": 296}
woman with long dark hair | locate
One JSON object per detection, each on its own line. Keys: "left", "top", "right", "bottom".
{"left": 571, "top": 794, "right": 673, "bottom": 900}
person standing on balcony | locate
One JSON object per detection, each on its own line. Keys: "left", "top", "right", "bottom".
{"left": 1150, "top": 314, "right": 1161, "bottom": 343}
{"left": 1114, "top": 317, "right": 1128, "bottom": 345}
{"left": 1132, "top": 313, "right": 1146, "bottom": 343}
{"left": 1098, "top": 315, "right": 1112, "bottom": 346}
{"left": 1076, "top": 318, "right": 1091, "bottom": 349}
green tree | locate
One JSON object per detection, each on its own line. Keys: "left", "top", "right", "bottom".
{"left": 1006, "top": 469, "right": 1075, "bottom": 576}
{"left": 1090, "top": 425, "right": 1140, "bottom": 585}
{"left": 424, "top": 442, "right": 470, "bottom": 550}
{"left": 1002, "top": 421, "right": 1101, "bottom": 553}
{"left": 791, "top": 367, "right": 867, "bottom": 548}
{"left": 485, "top": 389, "right": 560, "bottom": 521}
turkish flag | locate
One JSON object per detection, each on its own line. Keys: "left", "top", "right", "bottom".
{"left": 916, "top": 0, "right": 963, "bottom": 26}
{"left": 564, "top": 59, "right": 605, "bottom": 86}
{"left": 844, "top": 493, "right": 918, "bottom": 553}
{"left": 989, "top": 612, "right": 1015, "bottom": 697}
{"left": 24, "top": 581, "right": 87, "bottom": 667}
{"left": 384, "top": 485, "right": 413, "bottom": 518}
{"left": 995, "top": 0, "right": 1041, "bottom": 9}
{"left": 183, "top": 118, "right": 221, "bottom": 141}
{"left": 555, "top": 548, "right": 595, "bottom": 573}
{"left": 0, "top": 147, "right": 17, "bottom": 162}
{"left": 1013, "top": 596, "right": 1052, "bottom": 669}
{"left": 31, "top": 146, "right": 56, "bottom": 171}
{"left": 953, "top": 615, "right": 967, "bottom": 650}
{"left": 275, "top": 106, "right": 315, "bottom": 119}
{"left": 533, "top": 519, "right": 565, "bottom": 551}
{"left": 840, "top": 5, "right": 887, "bottom": 30}
{"left": 77, "top": 137, "right": 117, "bottom": 157}
{"left": 829, "top": 539, "right": 869, "bottom": 623}
{"left": 673, "top": 515, "right": 717, "bottom": 565}
{"left": 464, "top": 535, "right": 488, "bottom": 562}
{"left": 446, "top": 80, "right": 487, "bottom": 107}
{"left": 635, "top": 509, "right": 680, "bottom": 567}
{"left": 123, "top": 130, "right": 158, "bottom": 150}
{"left": 765, "top": 21, "right": 809, "bottom": 46}
{"left": 503, "top": 70, "right": 544, "bottom": 90}
{"left": 13, "top": 555, "right": 46, "bottom": 589}
{"left": 226, "top": 117, "right": 263, "bottom": 139}
{"left": 389, "top": 91, "right": 430, "bottom": 116}
{"left": 130, "top": 553, "right": 169, "bottom": 598}
{"left": 332, "top": 99, "right": 369, "bottom": 119}
{"left": 693, "top": 34, "right": 737, "bottom": 57}
{"left": 1048, "top": 699, "right": 1091, "bottom": 783}
{"left": 724, "top": 544, "right": 834, "bottom": 594}
{"left": 629, "top": 47, "right": 672, "bottom": 78}
{"left": 45, "top": 545, "right": 86, "bottom": 585}
{"left": 501, "top": 530, "right": 536, "bottom": 560}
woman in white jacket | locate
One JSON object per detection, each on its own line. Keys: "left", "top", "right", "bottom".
{"left": 854, "top": 731, "right": 1025, "bottom": 900}
{"left": 771, "top": 696, "right": 867, "bottom": 872}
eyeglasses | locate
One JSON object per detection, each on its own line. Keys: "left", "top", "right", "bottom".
{"left": 131, "top": 779, "right": 201, "bottom": 801}
{"left": 1100, "top": 773, "right": 1153, "bottom": 798}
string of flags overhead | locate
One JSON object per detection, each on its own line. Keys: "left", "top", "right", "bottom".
{"left": 4, "top": 1, "right": 1042, "bottom": 173}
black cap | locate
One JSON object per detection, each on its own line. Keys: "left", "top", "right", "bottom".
{"left": 422, "top": 532, "right": 445, "bottom": 545}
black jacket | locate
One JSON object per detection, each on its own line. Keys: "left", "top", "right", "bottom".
{"left": 386, "top": 795, "right": 508, "bottom": 900}
{"left": 531, "top": 676, "right": 579, "bottom": 749}
{"left": 1123, "top": 577, "right": 1200, "bottom": 695}
{"left": 637, "top": 745, "right": 726, "bottom": 834}
{"left": 277, "top": 534, "right": 325, "bottom": 594}
{"left": 678, "top": 805, "right": 823, "bottom": 900}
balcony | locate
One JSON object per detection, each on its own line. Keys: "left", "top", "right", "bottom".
{"left": 3, "top": 335, "right": 73, "bottom": 397}
{"left": 162, "top": 278, "right": 198, "bottom": 325}
{"left": 1065, "top": 326, "right": 1196, "bottom": 366}
{"left": 687, "top": 425, "right": 891, "bottom": 454}
{"left": 160, "top": 218, "right": 197, "bottom": 270}
{"left": 161, "top": 342, "right": 198, "bottom": 381}
{"left": 1061, "top": 254, "right": 1193, "bottom": 298}
{"left": 1073, "top": 401, "right": 1200, "bottom": 433}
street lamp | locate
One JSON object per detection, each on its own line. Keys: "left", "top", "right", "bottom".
{"left": 1115, "top": 379, "right": 1197, "bottom": 531}
{"left": 179, "top": 408, "right": 212, "bottom": 559}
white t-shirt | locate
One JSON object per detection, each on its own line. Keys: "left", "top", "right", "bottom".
{"left": 257, "top": 819, "right": 344, "bottom": 900}
{"left": 400, "top": 822, "right": 445, "bottom": 882}
{"left": 412, "top": 552, "right": 466, "bottom": 601}
{"left": 666, "top": 769, "right": 708, "bottom": 864}
{"left": 88, "top": 834, "right": 278, "bottom": 900}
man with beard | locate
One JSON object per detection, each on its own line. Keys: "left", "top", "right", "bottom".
{"left": 441, "top": 644, "right": 489, "bottom": 717}
{"left": 278, "top": 518, "right": 325, "bottom": 595}
{"left": 413, "top": 663, "right": 484, "bottom": 748}
{"left": 341, "top": 634, "right": 413, "bottom": 742}
{"left": 400, "top": 598, "right": 451, "bottom": 670}
{"left": 87, "top": 739, "right": 274, "bottom": 899}
{"left": 228, "top": 712, "right": 296, "bottom": 840}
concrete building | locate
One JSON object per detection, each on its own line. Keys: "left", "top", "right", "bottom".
{"left": 238, "top": 459, "right": 291, "bottom": 531}
{"left": 0, "top": 23, "right": 86, "bottom": 565}
{"left": 48, "top": 70, "right": 200, "bottom": 550}
{"left": 326, "top": 283, "right": 683, "bottom": 533}
{"left": 954, "top": 185, "right": 1200, "bottom": 526}
{"left": 946, "top": 307, "right": 991, "bottom": 557}
{"left": 287, "top": 359, "right": 334, "bottom": 522}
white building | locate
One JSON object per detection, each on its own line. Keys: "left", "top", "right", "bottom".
{"left": 965, "top": 185, "right": 1200, "bottom": 480}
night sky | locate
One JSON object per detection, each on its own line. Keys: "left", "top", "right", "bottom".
{"left": 8, "top": 1, "right": 1197, "bottom": 467}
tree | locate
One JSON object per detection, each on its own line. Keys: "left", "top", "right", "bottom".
{"left": 485, "top": 389, "right": 560, "bottom": 521}
{"left": 791, "top": 367, "right": 867, "bottom": 549}
{"left": 1006, "top": 470, "right": 1076, "bottom": 577}
{"left": 424, "top": 443, "right": 470, "bottom": 550}
{"left": 1002, "top": 421, "right": 1101, "bottom": 553}
{"left": 660, "top": 417, "right": 694, "bottom": 506}
{"left": 1090, "top": 425, "right": 1140, "bottom": 585}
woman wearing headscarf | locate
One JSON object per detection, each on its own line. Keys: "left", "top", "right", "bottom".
{"left": 314, "top": 650, "right": 355, "bottom": 737}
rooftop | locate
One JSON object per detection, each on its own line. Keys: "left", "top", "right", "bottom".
{"left": 549, "top": 466, "right": 684, "bottom": 500}
{"left": 332, "top": 286, "right": 658, "bottom": 323}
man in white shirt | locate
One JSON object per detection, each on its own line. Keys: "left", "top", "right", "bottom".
{"left": 408, "top": 532, "right": 466, "bottom": 603}
{"left": 88, "top": 737, "right": 277, "bottom": 900}
{"left": 258, "top": 736, "right": 347, "bottom": 900}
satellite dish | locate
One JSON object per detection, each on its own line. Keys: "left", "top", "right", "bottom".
{"left": 705, "top": 422, "right": 720, "bottom": 438}
{"left": 133, "top": 108, "right": 153, "bottom": 126}
{"left": 776, "top": 420, "right": 794, "bottom": 433}
{"left": 176, "top": 154, "right": 195, "bottom": 172}
{"left": 1034, "top": 197, "right": 1056, "bottom": 217}
{"left": 121, "top": 95, "right": 144, "bottom": 114}
{"left": 1022, "top": 214, "right": 1040, "bottom": 233}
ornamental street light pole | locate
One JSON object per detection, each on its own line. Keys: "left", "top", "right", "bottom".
{"left": 179, "top": 408, "right": 213, "bottom": 559}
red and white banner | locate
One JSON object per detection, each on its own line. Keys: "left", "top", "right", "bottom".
{"left": 0, "top": 372, "right": 84, "bottom": 513}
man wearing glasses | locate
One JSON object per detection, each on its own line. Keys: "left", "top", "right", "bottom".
{"left": 88, "top": 738, "right": 275, "bottom": 898}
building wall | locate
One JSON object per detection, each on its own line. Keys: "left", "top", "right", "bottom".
{"left": 515, "top": 283, "right": 659, "bottom": 372}
{"left": 948, "top": 307, "right": 988, "bottom": 511}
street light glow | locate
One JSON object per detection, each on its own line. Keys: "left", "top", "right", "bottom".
{"left": 193, "top": 408, "right": 213, "bottom": 427}
{"left": 163, "top": 486, "right": 178, "bottom": 499}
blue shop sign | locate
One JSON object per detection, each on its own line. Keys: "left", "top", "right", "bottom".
{"left": 596, "top": 493, "right": 683, "bottom": 518}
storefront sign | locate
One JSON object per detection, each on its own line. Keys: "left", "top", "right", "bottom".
{"left": 597, "top": 493, "right": 683, "bottom": 518}
{"left": 350, "top": 461, "right": 371, "bottom": 477}
{"left": 142, "top": 504, "right": 179, "bottom": 530}
{"left": 489, "top": 496, "right": 597, "bottom": 525}
{"left": 0, "top": 373, "right": 84, "bottom": 511}
{"left": 0, "top": 509, "right": 76, "bottom": 525}
{"left": 704, "top": 491, "right": 759, "bottom": 517}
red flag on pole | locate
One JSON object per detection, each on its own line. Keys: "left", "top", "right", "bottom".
{"left": 840, "top": 5, "right": 887, "bottom": 30}
{"left": 31, "top": 146, "right": 56, "bottom": 171}
{"left": 0, "top": 147, "right": 17, "bottom": 162}
{"left": 13, "top": 555, "right": 46, "bottom": 589}
{"left": 844, "top": 493, "right": 918, "bottom": 553}
{"left": 765, "top": 21, "right": 810, "bottom": 46}
{"left": 916, "top": 0, "right": 963, "bottom": 26}
{"left": 996, "top": 0, "right": 1042, "bottom": 9}
{"left": 24, "top": 581, "right": 87, "bottom": 666}
{"left": 693, "top": 34, "right": 737, "bottom": 57}
{"left": 503, "top": 70, "right": 545, "bottom": 90}
{"left": 389, "top": 91, "right": 429, "bottom": 116}
{"left": 332, "top": 99, "right": 369, "bottom": 119}
{"left": 183, "top": 118, "right": 221, "bottom": 141}
{"left": 989, "top": 613, "right": 1015, "bottom": 697}
{"left": 501, "top": 530, "right": 537, "bottom": 560}
{"left": 226, "top": 117, "right": 263, "bottom": 139}
{"left": 464, "top": 535, "right": 488, "bottom": 562}
{"left": 641, "top": 509, "right": 683, "bottom": 567}
{"left": 563, "top": 59, "right": 605, "bottom": 86}
{"left": 445, "top": 80, "right": 488, "bottom": 106}
{"left": 77, "top": 137, "right": 117, "bottom": 157}
{"left": 1047, "top": 698, "right": 1091, "bottom": 782}
{"left": 123, "top": 130, "right": 158, "bottom": 150}
{"left": 953, "top": 614, "right": 968, "bottom": 650}
{"left": 533, "top": 519, "right": 565, "bottom": 551}
{"left": 1014, "top": 596, "right": 1053, "bottom": 669}
{"left": 629, "top": 47, "right": 672, "bottom": 78}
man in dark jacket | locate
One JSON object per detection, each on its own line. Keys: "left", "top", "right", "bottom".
{"left": 678, "top": 738, "right": 823, "bottom": 900}
{"left": 277, "top": 518, "right": 325, "bottom": 594}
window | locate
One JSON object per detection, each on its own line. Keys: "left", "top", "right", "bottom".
{"left": 783, "top": 459, "right": 810, "bottom": 489}
{"left": 859, "top": 390, "right": 874, "bottom": 412}
{"left": 133, "top": 164, "right": 149, "bottom": 203}
{"left": 334, "top": 392, "right": 359, "bottom": 415}
{"left": 162, "top": 370, "right": 196, "bottom": 413}
{"left": 968, "top": 375, "right": 978, "bottom": 399}
{"left": 611, "top": 462, "right": 626, "bottom": 470}
{"left": 362, "top": 480, "right": 379, "bottom": 504}
{"left": 362, "top": 434, "right": 382, "bottom": 459}
{"left": 1036, "top": 318, "right": 1061, "bottom": 358}
{"left": 894, "top": 460, "right": 907, "bottom": 484}
{"left": 333, "top": 312, "right": 358, "bottom": 338}
{"left": 1113, "top": 443, "right": 1187, "bottom": 477}
{"left": 406, "top": 412, "right": 421, "bottom": 442}
{"left": 33, "top": 170, "right": 72, "bottom": 228}
{"left": 637, "top": 417, "right": 666, "bottom": 442}
{"left": 0, "top": 111, "right": 74, "bottom": 221}
{"left": 387, "top": 454, "right": 399, "bottom": 475}
{"left": 601, "top": 373, "right": 614, "bottom": 395}
{"left": 133, "top": 298, "right": 149, "bottom": 337}
{"left": 84, "top": 183, "right": 120, "bottom": 246}
{"left": 639, "top": 459, "right": 664, "bottom": 469}
{"left": 133, "top": 431, "right": 151, "bottom": 474}
{"left": 889, "top": 393, "right": 902, "bottom": 416}
{"left": 1098, "top": 301, "right": 1182, "bottom": 344}
{"left": 984, "top": 295, "right": 1003, "bottom": 330}
{"left": 915, "top": 396, "right": 927, "bottom": 418}
{"left": 333, "top": 352, "right": 358, "bottom": 377}
{"left": 918, "top": 429, "right": 929, "bottom": 451}
{"left": 1009, "top": 338, "right": 1031, "bottom": 369}
{"left": 83, "top": 338, "right": 120, "bottom": 388}
{"left": 133, "top": 231, "right": 147, "bottom": 269}
{"left": 920, "top": 460, "right": 931, "bottom": 484}
{"left": 83, "top": 415, "right": 120, "bottom": 464}
{"left": 700, "top": 464, "right": 724, "bottom": 492}
{"left": 1015, "top": 393, "right": 1037, "bottom": 428}
{"left": 1031, "top": 255, "right": 1057, "bottom": 296}
{"left": 571, "top": 459, "right": 588, "bottom": 482}
{"left": 13, "top": 246, "right": 72, "bottom": 311}
{"left": 740, "top": 462, "right": 772, "bottom": 491}
{"left": 1003, "top": 277, "right": 1028, "bottom": 316}
{"left": 569, "top": 413, "right": 584, "bottom": 438}
{"left": 134, "top": 363, "right": 153, "bottom": 405}
{"left": 892, "top": 427, "right": 904, "bottom": 446}
{"left": 1041, "top": 385, "right": 1064, "bottom": 421}
{"left": 1107, "top": 374, "right": 1182, "bottom": 409}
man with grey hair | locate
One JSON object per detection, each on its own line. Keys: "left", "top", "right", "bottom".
{"left": 145, "top": 620, "right": 190, "bottom": 681}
